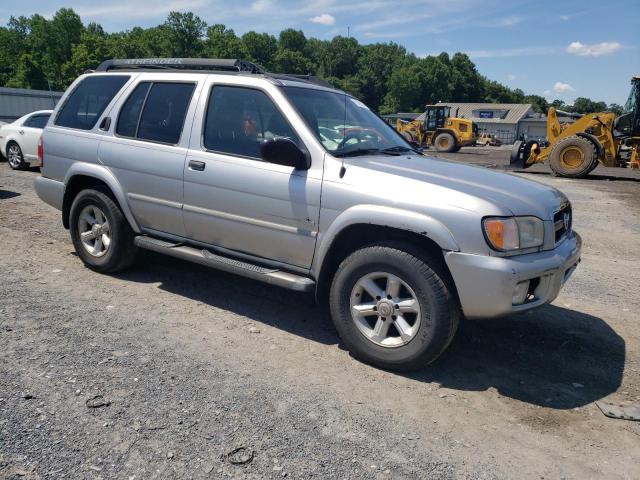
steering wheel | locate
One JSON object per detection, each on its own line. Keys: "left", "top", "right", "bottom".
{"left": 337, "top": 132, "right": 365, "bottom": 150}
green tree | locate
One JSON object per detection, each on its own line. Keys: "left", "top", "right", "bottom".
{"left": 608, "top": 103, "right": 624, "bottom": 115}
{"left": 450, "top": 53, "right": 483, "bottom": 102}
{"left": 242, "top": 31, "right": 277, "bottom": 69}
{"left": 523, "top": 94, "right": 549, "bottom": 113}
{"left": 164, "top": 12, "right": 206, "bottom": 57}
{"left": 278, "top": 28, "right": 306, "bottom": 52}
{"left": 205, "top": 24, "right": 247, "bottom": 58}
{"left": 571, "top": 97, "right": 607, "bottom": 114}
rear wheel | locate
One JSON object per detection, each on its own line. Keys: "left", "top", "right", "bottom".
{"left": 549, "top": 136, "right": 598, "bottom": 178}
{"left": 69, "top": 188, "right": 138, "bottom": 273}
{"left": 329, "top": 243, "right": 460, "bottom": 371}
{"left": 434, "top": 132, "right": 456, "bottom": 153}
{"left": 7, "top": 142, "right": 27, "bottom": 170}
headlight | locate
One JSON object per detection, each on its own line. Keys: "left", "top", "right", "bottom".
{"left": 483, "top": 216, "right": 544, "bottom": 251}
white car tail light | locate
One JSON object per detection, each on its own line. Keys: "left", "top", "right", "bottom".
{"left": 37, "top": 136, "right": 44, "bottom": 167}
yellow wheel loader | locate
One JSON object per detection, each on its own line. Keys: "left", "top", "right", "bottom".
{"left": 511, "top": 76, "right": 640, "bottom": 178}
{"left": 396, "top": 105, "right": 477, "bottom": 153}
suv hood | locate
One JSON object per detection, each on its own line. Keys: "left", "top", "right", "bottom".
{"left": 347, "top": 154, "right": 566, "bottom": 219}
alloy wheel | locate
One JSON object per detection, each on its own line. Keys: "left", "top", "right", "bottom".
{"left": 349, "top": 271, "right": 422, "bottom": 348}
{"left": 77, "top": 205, "right": 112, "bottom": 257}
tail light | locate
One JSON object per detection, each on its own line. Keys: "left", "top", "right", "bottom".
{"left": 37, "top": 136, "right": 43, "bottom": 167}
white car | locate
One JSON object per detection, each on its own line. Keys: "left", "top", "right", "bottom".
{"left": 0, "top": 110, "right": 52, "bottom": 170}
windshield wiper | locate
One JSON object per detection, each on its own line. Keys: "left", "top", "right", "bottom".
{"left": 380, "top": 146, "right": 413, "bottom": 155}
{"left": 333, "top": 148, "right": 380, "bottom": 158}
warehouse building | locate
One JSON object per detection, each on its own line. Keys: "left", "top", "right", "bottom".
{"left": 0, "top": 87, "right": 63, "bottom": 124}
{"left": 436, "top": 102, "right": 548, "bottom": 144}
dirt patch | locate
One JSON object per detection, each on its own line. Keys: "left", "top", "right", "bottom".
{"left": 1, "top": 162, "right": 640, "bottom": 479}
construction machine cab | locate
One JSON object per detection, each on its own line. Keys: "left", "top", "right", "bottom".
{"left": 615, "top": 77, "right": 640, "bottom": 137}
{"left": 425, "top": 105, "right": 450, "bottom": 131}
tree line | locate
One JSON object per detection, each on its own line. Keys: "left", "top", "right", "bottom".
{"left": 0, "top": 9, "right": 623, "bottom": 115}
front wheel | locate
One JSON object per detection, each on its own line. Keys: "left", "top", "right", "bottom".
{"left": 549, "top": 136, "right": 598, "bottom": 178}
{"left": 329, "top": 244, "right": 460, "bottom": 371}
{"left": 7, "top": 142, "right": 27, "bottom": 170}
{"left": 434, "top": 132, "right": 456, "bottom": 153}
{"left": 69, "top": 188, "right": 138, "bottom": 273}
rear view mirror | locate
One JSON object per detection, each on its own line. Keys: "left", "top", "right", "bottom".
{"left": 260, "top": 138, "right": 311, "bottom": 170}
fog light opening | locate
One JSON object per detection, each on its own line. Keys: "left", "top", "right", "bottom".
{"left": 512, "top": 280, "right": 530, "bottom": 305}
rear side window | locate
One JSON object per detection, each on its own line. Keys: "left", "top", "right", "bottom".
{"left": 116, "top": 82, "right": 195, "bottom": 144}
{"left": 55, "top": 75, "right": 130, "bottom": 130}
{"left": 204, "top": 86, "right": 299, "bottom": 159}
{"left": 24, "top": 114, "right": 50, "bottom": 129}
{"left": 116, "top": 82, "right": 151, "bottom": 138}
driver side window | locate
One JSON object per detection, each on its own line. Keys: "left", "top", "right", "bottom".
{"left": 203, "top": 85, "right": 299, "bottom": 159}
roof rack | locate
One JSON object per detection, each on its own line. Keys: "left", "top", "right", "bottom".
{"left": 269, "top": 74, "right": 333, "bottom": 89}
{"left": 93, "top": 58, "right": 336, "bottom": 90}
{"left": 96, "top": 58, "right": 264, "bottom": 74}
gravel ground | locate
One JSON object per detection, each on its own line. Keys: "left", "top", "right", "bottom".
{"left": 1, "top": 158, "right": 639, "bottom": 479}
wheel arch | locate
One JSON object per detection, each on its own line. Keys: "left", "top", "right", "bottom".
{"left": 62, "top": 166, "right": 140, "bottom": 232}
{"left": 312, "top": 206, "right": 460, "bottom": 301}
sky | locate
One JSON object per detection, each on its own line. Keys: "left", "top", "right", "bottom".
{"left": 1, "top": 0, "right": 638, "bottom": 104}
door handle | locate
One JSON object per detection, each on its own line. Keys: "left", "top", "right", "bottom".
{"left": 99, "top": 117, "right": 111, "bottom": 131}
{"left": 188, "top": 160, "right": 206, "bottom": 171}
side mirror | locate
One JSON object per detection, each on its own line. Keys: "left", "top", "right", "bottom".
{"left": 260, "top": 138, "right": 311, "bottom": 170}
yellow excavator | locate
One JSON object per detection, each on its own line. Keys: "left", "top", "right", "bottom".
{"left": 396, "top": 105, "right": 477, "bottom": 152}
{"left": 511, "top": 76, "right": 640, "bottom": 177}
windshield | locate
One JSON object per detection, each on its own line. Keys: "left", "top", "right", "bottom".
{"left": 281, "top": 86, "right": 414, "bottom": 157}
{"left": 624, "top": 82, "right": 638, "bottom": 114}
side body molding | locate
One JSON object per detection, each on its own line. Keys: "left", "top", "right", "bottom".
{"left": 311, "top": 204, "right": 460, "bottom": 277}
{"left": 63, "top": 163, "right": 141, "bottom": 233}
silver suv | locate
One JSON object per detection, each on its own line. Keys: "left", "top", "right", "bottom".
{"left": 35, "top": 58, "right": 581, "bottom": 371}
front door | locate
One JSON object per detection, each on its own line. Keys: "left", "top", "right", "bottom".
{"left": 183, "top": 83, "right": 321, "bottom": 269}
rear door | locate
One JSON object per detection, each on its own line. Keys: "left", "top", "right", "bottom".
{"left": 98, "top": 74, "right": 203, "bottom": 237}
{"left": 21, "top": 113, "right": 50, "bottom": 160}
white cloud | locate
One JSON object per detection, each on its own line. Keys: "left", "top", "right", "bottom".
{"left": 496, "top": 16, "right": 523, "bottom": 27}
{"left": 250, "top": 0, "right": 272, "bottom": 12}
{"left": 566, "top": 41, "right": 621, "bottom": 57}
{"left": 506, "top": 73, "right": 516, "bottom": 81}
{"left": 553, "top": 82, "right": 575, "bottom": 94}
{"left": 543, "top": 89, "right": 552, "bottom": 97}
{"left": 310, "top": 13, "right": 336, "bottom": 25}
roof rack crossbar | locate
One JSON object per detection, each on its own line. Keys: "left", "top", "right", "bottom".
{"left": 96, "top": 58, "right": 264, "bottom": 74}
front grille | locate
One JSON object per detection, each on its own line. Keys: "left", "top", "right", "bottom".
{"left": 554, "top": 205, "right": 572, "bottom": 243}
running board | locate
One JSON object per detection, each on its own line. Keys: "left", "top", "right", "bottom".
{"left": 134, "top": 236, "right": 315, "bottom": 292}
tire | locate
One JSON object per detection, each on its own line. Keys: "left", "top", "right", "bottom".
{"left": 451, "top": 145, "right": 461, "bottom": 153}
{"left": 6, "top": 142, "right": 27, "bottom": 170}
{"left": 434, "top": 133, "right": 456, "bottom": 153}
{"left": 329, "top": 243, "right": 460, "bottom": 371}
{"left": 549, "top": 136, "right": 598, "bottom": 178}
{"left": 69, "top": 188, "right": 138, "bottom": 273}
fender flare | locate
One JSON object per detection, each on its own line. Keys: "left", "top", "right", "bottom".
{"left": 311, "top": 204, "right": 460, "bottom": 278}
{"left": 63, "top": 163, "right": 141, "bottom": 233}
{"left": 575, "top": 132, "right": 604, "bottom": 160}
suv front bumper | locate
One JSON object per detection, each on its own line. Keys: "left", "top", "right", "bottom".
{"left": 444, "top": 232, "right": 581, "bottom": 319}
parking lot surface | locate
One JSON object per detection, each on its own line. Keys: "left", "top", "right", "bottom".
{"left": 1, "top": 158, "right": 639, "bottom": 479}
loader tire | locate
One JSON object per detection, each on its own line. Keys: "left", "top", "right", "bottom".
{"left": 434, "top": 133, "right": 456, "bottom": 153}
{"left": 549, "top": 136, "right": 598, "bottom": 178}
